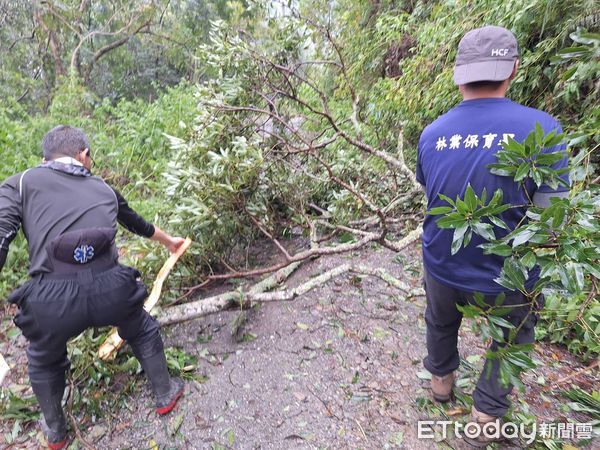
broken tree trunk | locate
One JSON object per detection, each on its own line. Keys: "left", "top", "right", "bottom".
{"left": 158, "top": 259, "right": 304, "bottom": 325}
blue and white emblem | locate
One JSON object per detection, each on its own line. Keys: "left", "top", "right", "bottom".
{"left": 74, "top": 245, "right": 94, "bottom": 264}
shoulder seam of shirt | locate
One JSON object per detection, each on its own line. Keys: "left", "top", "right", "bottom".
{"left": 18, "top": 169, "right": 32, "bottom": 198}
{"left": 100, "top": 179, "right": 119, "bottom": 210}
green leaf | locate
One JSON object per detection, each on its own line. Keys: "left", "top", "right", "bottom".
{"left": 535, "top": 152, "right": 564, "bottom": 165}
{"left": 480, "top": 187, "right": 487, "bottom": 206}
{"left": 511, "top": 228, "right": 536, "bottom": 247}
{"left": 539, "top": 260, "right": 557, "bottom": 279}
{"left": 521, "top": 251, "right": 536, "bottom": 270}
{"left": 479, "top": 242, "right": 513, "bottom": 257}
{"left": 523, "top": 132, "right": 536, "bottom": 156}
{"left": 488, "top": 323, "right": 505, "bottom": 342}
{"left": 436, "top": 213, "right": 467, "bottom": 229}
{"left": 488, "top": 163, "right": 513, "bottom": 177}
{"left": 534, "top": 122, "right": 544, "bottom": 147}
{"left": 492, "top": 306, "right": 514, "bottom": 316}
{"left": 465, "top": 184, "right": 477, "bottom": 211}
{"left": 463, "top": 228, "right": 472, "bottom": 247}
{"left": 569, "top": 31, "right": 600, "bottom": 44}
{"left": 489, "top": 189, "right": 504, "bottom": 207}
{"left": 457, "top": 303, "right": 483, "bottom": 318}
{"left": 428, "top": 206, "right": 453, "bottom": 215}
{"left": 514, "top": 162, "right": 530, "bottom": 182}
{"left": 451, "top": 223, "right": 469, "bottom": 255}
{"left": 497, "top": 257, "right": 526, "bottom": 291}
{"left": 532, "top": 168, "right": 543, "bottom": 187}
{"left": 472, "top": 222, "right": 495, "bottom": 241}
{"left": 339, "top": 232, "right": 356, "bottom": 243}
{"left": 489, "top": 215, "right": 509, "bottom": 230}
{"left": 494, "top": 292, "right": 506, "bottom": 306}
{"left": 556, "top": 45, "right": 589, "bottom": 55}
{"left": 438, "top": 193, "right": 455, "bottom": 206}
{"left": 455, "top": 198, "right": 469, "bottom": 214}
{"left": 552, "top": 206, "right": 566, "bottom": 228}
{"left": 489, "top": 315, "right": 516, "bottom": 330}
{"left": 582, "top": 263, "right": 600, "bottom": 280}
{"left": 472, "top": 292, "right": 487, "bottom": 308}
{"left": 572, "top": 264, "right": 585, "bottom": 293}
{"left": 505, "top": 351, "right": 536, "bottom": 370}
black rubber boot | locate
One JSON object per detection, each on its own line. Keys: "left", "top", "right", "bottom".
{"left": 137, "top": 351, "right": 184, "bottom": 415}
{"left": 30, "top": 376, "right": 68, "bottom": 449}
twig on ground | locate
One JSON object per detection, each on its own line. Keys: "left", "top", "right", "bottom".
{"left": 66, "top": 375, "right": 96, "bottom": 450}
{"left": 355, "top": 418, "right": 367, "bottom": 440}
{"left": 552, "top": 359, "right": 600, "bottom": 387}
{"left": 306, "top": 385, "right": 340, "bottom": 420}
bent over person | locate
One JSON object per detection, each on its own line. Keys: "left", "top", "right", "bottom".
{"left": 0, "top": 126, "right": 186, "bottom": 449}
{"left": 416, "top": 26, "right": 569, "bottom": 447}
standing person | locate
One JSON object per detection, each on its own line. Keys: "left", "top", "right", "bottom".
{"left": 416, "top": 26, "right": 569, "bottom": 447}
{"left": 0, "top": 125, "right": 186, "bottom": 449}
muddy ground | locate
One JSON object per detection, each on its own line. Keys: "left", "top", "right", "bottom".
{"left": 1, "top": 241, "right": 598, "bottom": 449}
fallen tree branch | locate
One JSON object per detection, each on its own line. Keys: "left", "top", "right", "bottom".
{"left": 159, "top": 259, "right": 304, "bottom": 325}
{"left": 551, "top": 358, "right": 600, "bottom": 387}
{"left": 248, "top": 263, "right": 412, "bottom": 302}
{"left": 381, "top": 225, "right": 422, "bottom": 252}
{"left": 159, "top": 226, "right": 423, "bottom": 325}
{"left": 183, "top": 230, "right": 383, "bottom": 292}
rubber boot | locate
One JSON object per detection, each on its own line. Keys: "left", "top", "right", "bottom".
{"left": 30, "top": 377, "right": 68, "bottom": 449}
{"left": 138, "top": 351, "right": 184, "bottom": 415}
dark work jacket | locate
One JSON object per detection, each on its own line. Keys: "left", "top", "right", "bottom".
{"left": 0, "top": 164, "right": 154, "bottom": 276}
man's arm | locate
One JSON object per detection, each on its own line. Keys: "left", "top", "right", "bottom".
{"left": 0, "top": 248, "right": 7, "bottom": 271}
{"left": 111, "top": 187, "right": 185, "bottom": 254}
{"left": 112, "top": 187, "right": 155, "bottom": 238}
{"left": 149, "top": 225, "right": 186, "bottom": 254}
{"left": 0, "top": 175, "right": 23, "bottom": 272}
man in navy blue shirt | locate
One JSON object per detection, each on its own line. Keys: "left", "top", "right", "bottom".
{"left": 416, "top": 26, "right": 568, "bottom": 446}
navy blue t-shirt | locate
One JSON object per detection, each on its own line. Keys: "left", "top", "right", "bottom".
{"left": 416, "top": 98, "right": 569, "bottom": 293}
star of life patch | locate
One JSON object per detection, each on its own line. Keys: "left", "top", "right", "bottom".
{"left": 74, "top": 244, "right": 95, "bottom": 264}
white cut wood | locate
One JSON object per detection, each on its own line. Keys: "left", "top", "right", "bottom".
{"left": 98, "top": 237, "right": 192, "bottom": 360}
{"left": 0, "top": 353, "right": 9, "bottom": 385}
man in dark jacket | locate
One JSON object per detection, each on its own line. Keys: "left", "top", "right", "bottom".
{"left": 0, "top": 125, "right": 186, "bottom": 449}
{"left": 416, "top": 26, "right": 569, "bottom": 446}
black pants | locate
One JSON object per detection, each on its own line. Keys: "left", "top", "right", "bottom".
{"left": 422, "top": 269, "right": 539, "bottom": 417}
{"left": 10, "top": 264, "right": 163, "bottom": 384}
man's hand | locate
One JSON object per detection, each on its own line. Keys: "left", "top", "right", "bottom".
{"left": 150, "top": 226, "right": 186, "bottom": 254}
{"left": 165, "top": 236, "right": 186, "bottom": 254}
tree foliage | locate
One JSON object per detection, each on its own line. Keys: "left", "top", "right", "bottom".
{"left": 0, "top": 2, "right": 598, "bottom": 445}
{"left": 0, "top": 0, "right": 597, "bottom": 393}
{"left": 0, "top": 0, "right": 247, "bottom": 108}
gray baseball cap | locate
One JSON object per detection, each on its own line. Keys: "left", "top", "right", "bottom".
{"left": 453, "top": 25, "right": 519, "bottom": 85}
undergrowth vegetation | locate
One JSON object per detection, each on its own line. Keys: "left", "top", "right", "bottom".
{"left": 0, "top": 0, "right": 598, "bottom": 445}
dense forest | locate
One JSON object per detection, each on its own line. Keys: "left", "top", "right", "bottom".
{"left": 0, "top": 0, "right": 598, "bottom": 448}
